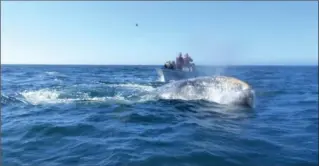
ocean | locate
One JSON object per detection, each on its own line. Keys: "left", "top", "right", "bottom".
{"left": 1, "top": 65, "right": 318, "bottom": 166}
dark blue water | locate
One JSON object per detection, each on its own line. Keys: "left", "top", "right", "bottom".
{"left": 1, "top": 65, "right": 318, "bottom": 166}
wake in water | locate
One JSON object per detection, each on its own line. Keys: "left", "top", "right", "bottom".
{"left": 19, "top": 89, "right": 124, "bottom": 105}
{"left": 17, "top": 83, "right": 155, "bottom": 105}
{"left": 3, "top": 75, "right": 255, "bottom": 109}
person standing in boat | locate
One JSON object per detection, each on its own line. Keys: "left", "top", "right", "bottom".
{"left": 176, "top": 53, "right": 184, "bottom": 70}
{"left": 183, "top": 53, "right": 194, "bottom": 71}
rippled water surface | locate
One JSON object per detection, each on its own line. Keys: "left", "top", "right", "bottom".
{"left": 1, "top": 65, "right": 318, "bottom": 166}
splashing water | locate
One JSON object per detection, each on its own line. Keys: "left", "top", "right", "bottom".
{"left": 18, "top": 82, "right": 156, "bottom": 105}
{"left": 20, "top": 89, "right": 117, "bottom": 105}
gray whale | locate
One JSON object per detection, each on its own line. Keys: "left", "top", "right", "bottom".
{"left": 157, "top": 76, "right": 255, "bottom": 108}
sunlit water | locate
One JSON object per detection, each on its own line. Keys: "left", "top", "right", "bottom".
{"left": 1, "top": 65, "right": 318, "bottom": 166}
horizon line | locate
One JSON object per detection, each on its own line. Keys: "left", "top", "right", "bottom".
{"left": 1, "top": 63, "right": 318, "bottom": 67}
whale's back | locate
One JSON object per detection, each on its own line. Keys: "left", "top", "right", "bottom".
{"left": 157, "top": 76, "right": 255, "bottom": 107}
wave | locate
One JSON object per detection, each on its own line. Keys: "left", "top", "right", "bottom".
{"left": 45, "top": 71, "right": 60, "bottom": 75}
{"left": 44, "top": 71, "right": 67, "bottom": 77}
{"left": 1, "top": 94, "right": 28, "bottom": 105}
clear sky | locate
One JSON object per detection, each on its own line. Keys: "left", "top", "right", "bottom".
{"left": 1, "top": 1, "right": 318, "bottom": 65}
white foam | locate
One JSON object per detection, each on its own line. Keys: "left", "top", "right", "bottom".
{"left": 20, "top": 81, "right": 157, "bottom": 105}
{"left": 158, "top": 74, "right": 165, "bottom": 82}
{"left": 45, "top": 71, "right": 63, "bottom": 76}
{"left": 106, "top": 83, "right": 155, "bottom": 92}
{"left": 45, "top": 71, "right": 59, "bottom": 75}
{"left": 45, "top": 71, "right": 67, "bottom": 77}
{"left": 20, "top": 89, "right": 131, "bottom": 105}
{"left": 21, "top": 89, "right": 62, "bottom": 105}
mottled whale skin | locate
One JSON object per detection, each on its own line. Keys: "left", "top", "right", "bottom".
{"left": 158, "top": 76, "right": 255, "bottom": 108}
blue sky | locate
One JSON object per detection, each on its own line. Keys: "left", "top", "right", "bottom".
{"left": 1, "top": 1, "right": 318, "bottom": 65}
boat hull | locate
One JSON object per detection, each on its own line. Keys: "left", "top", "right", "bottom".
{"left": 156, "top": 68, "right": 201, "bottom": 82}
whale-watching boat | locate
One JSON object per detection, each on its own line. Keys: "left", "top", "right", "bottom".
{"left": 157, "top": 55, "right": 208, "bottom": 82}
